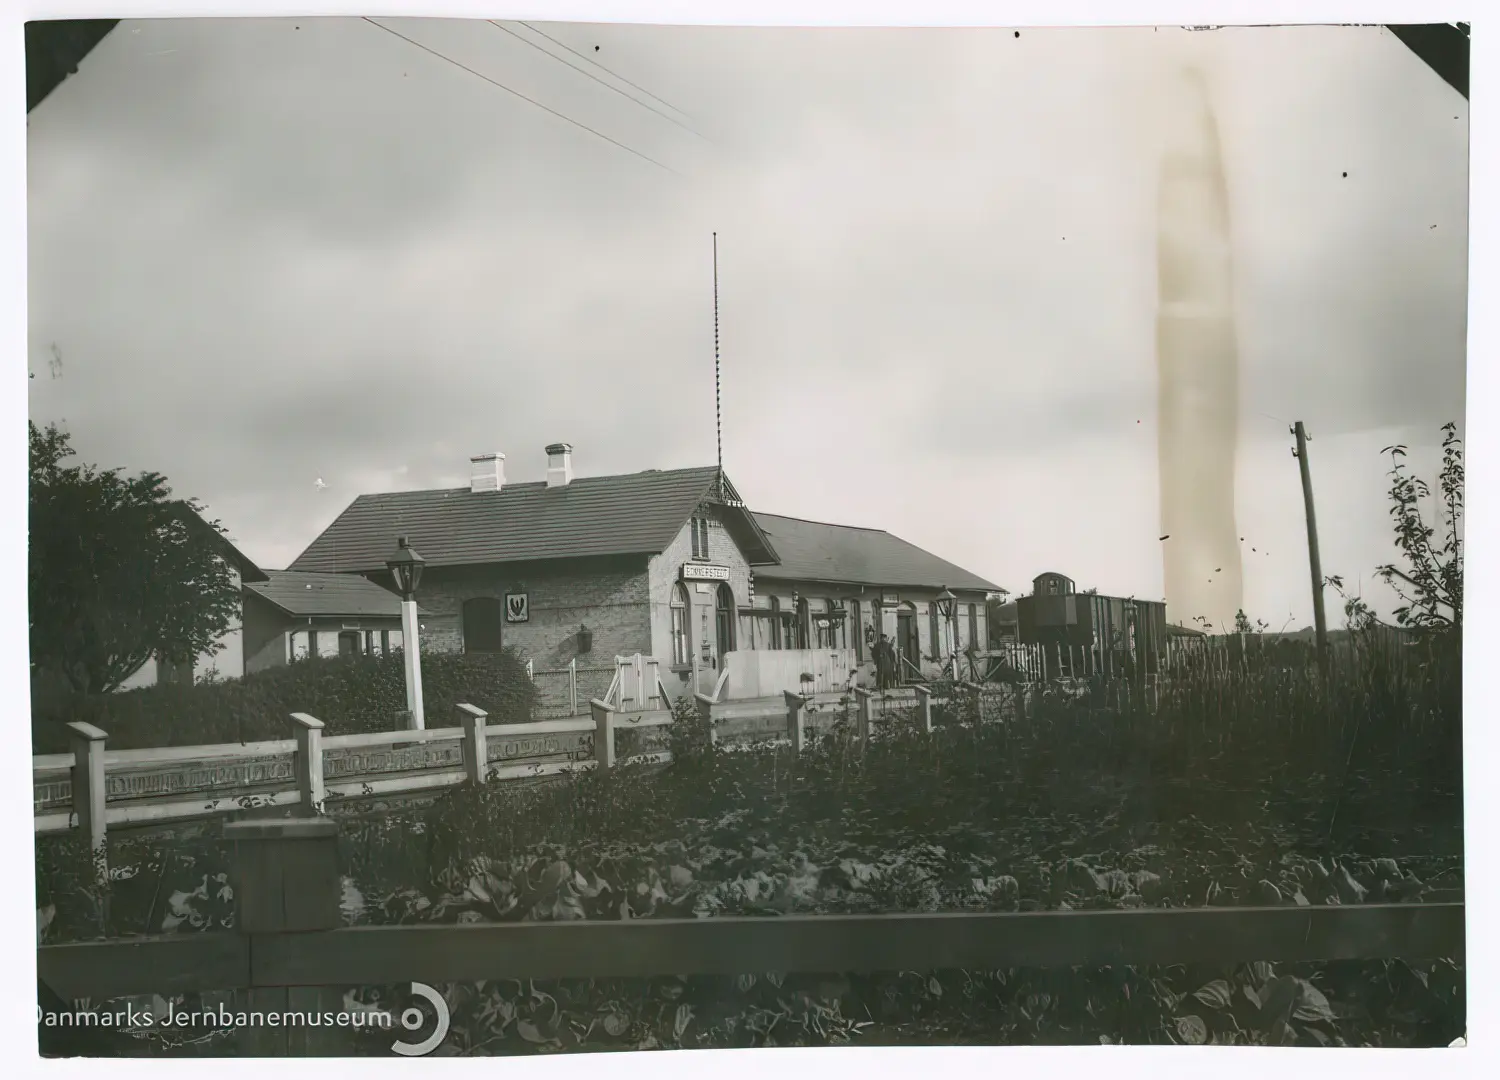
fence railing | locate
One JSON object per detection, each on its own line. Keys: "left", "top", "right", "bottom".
{"left": 35, "top": 813, "right": 1466, "bottom": 1055}
{"left": 36, "top": 681, "right": 990, "bottom": 862}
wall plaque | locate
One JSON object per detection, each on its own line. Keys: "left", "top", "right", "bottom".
{"left": 505, "top": 593, "right": 529, "bottom": 623}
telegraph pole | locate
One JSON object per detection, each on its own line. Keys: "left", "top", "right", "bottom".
{"left": 1292, "top": 422, "right": 1329, "bottom": 671}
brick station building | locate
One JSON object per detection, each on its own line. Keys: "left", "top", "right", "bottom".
{"left": 287, "top": 443, "right": 997, "bottom": 698}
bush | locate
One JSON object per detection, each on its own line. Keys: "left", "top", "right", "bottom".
{"left": 30, "top": 648, "right": 537, "bottom": 753}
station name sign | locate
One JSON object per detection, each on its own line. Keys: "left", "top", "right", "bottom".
{"left": 682, "top": 563, "right": 731, "bottom": 582}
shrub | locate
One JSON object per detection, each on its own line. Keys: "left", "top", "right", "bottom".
{"left": 30, "top": 648, "right": 537, "bottom": 753}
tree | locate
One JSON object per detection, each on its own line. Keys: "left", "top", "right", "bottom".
{"left": 1379, "top": 423, "right": 1463, "bottom": 631}
{"left": 29, "top": 422, "right": 243, "bottom": 694}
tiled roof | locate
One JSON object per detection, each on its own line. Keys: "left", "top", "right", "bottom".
{"left": 246, "top": 571, "right": 425, "bottom": 618}
{"left": 750, "top": 513, "right": 999, "bottom": 593}
{"left": 288, "top": 467, "right": 776, "bottom": 573}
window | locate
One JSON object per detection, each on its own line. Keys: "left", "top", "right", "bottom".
{"left": 670, "top": 584, "right": 690, "bottom": 666}
{"left": 337, "top": 631, "right": 361, "bottom": 659}
{"left": 967, "top": 603, "right": 979, "bottom": 652}
{"left": 462, "top": 597, "right": 505, "bottom": 653}
{"left": 814, "top": 601, "right": 846, "bottom": 650}
{"left": 851, "top": 600, "right": 863, "bottom": 661}
{"left": 769, "top": 597, "right": 783, "bottom": 650}
{"left": 715, "top": 583, "right": 735, "bottom": 657}
{"left": 795, "top": 597, "right": 810, "bottom": 650}
{"left": 690, "top": 516, "right": 711, "bottom": 559}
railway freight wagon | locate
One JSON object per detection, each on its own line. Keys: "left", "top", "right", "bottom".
{"left": 1014, "top": 572, "right": 1168, "bottom": 677}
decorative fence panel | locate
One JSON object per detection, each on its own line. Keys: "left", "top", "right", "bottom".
{"left": 529, "top": 661, "right": 616, "bottom": 719}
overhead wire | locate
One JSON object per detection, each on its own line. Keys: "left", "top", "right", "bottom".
{"left": 517, "top": 20, "right": 700, "bottom": 126}
{"left": 361, "top": 17, "right": 679, "bottom": 176}
{"left": 488, "top": 21, "right": 710, "bottom": 142}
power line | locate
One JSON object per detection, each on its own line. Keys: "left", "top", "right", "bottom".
{"left": 489, "top": 21, "right": 709, "bottom": 142}
{"left": 518, "top": 21, "right": 699, "bottom": 125}
{"left": 362, "top": 17, "right": 678, "bottom": 176}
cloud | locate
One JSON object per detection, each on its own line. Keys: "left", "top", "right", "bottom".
{"left": 27, "top": 20, "right": 1467, "bottom": 622}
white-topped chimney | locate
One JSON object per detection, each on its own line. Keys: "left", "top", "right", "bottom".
{"left": 470, "top": 453, "right": 505, "bottom": 493}
{"left": 546, "top": 443, "right": 574, "bottom": 488}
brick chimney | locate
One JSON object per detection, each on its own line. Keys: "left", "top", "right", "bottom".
{"left": 470, "top": 453, "right": 505, "bottom": 494}
{"left": 546, "top": 443, "right": 574, "bottom": 488}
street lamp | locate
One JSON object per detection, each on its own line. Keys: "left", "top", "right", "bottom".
{"left": 387, "top": 536, "right": 427, "bottom": 730}
{"left": 934, "top": 586, "right": 959, "bottom": 680}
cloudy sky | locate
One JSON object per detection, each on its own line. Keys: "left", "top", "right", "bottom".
{"left": 26, "top": 17, "right": 1467, "bottom": 629}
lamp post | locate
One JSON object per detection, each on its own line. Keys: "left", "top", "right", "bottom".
{"left": 934, "top": 587, "right": 959, "bottom": 681}
{"left": 387, "top": 536, "right": 427, "bottom": 730}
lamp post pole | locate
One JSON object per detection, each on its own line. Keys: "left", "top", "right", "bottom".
{"left": 387, "top": 536, "right": 427, "bottom": 731}
{"left": 935, "top": 587, "right": 959, "bottom": 681}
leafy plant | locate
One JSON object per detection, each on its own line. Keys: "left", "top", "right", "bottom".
{"left": 28, "top": 422, "right": 242, "bottom": 694}
{"left": 1378, "top": 423, "right": 1463, "bottom": 631}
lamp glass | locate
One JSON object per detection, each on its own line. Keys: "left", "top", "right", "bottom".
{"left": 386, "top": 537, "right": 426, "bottom": 598}
{"left": 934, "top": 587, "right": 957, "bottom": 621}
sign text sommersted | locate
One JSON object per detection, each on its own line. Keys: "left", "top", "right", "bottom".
{"left": 682, "top": 563, "right": 731, "bottom": 582}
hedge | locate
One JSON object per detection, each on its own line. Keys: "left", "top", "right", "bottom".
{"left": 30, "top": 649, "right": 537, "bottom": 753}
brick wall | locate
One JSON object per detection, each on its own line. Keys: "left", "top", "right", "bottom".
{"left": 411, "top": 557, "right": 653, "bottom": 668}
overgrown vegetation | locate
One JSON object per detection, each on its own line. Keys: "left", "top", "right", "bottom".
{"left": 30, "top": 649, "right": 536, "bottom": 753}
{"left": 37, "top": 636, "right": 1463, "bottom": 1050}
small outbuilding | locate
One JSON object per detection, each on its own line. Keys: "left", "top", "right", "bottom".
{"left": 242, "top": 571, "right": 425, "bottom": 673}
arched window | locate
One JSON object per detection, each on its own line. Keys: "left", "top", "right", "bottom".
{"left": 462, "top": 597, "right": 505, "bottom": 653}
{"left": 715, "top": 582, "right": 735, "bottom": 657}
{"left": 670, "top": 584, "right": 690, "bottom": 666}
{"left": 769, "top": 596, "right": 783, "bottom": 650}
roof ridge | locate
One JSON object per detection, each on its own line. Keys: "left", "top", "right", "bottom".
{"left": 353, "top": 464, "right": 721, "bottom": 503}
{"left": 754, "top": 510, "right": 890, "bottom": 535}
{"left": 286, "top": 464, "right": 746, "bottom": 574}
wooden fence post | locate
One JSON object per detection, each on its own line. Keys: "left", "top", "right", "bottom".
{"left": 852, "top": 687, "right": 873, "bottom": 742}
{"left": 569, "top": 657, "right": 579, "bottom": 717}
{"left": 225, "top": 816, "right": 343, "bottom": 1055}
{"left": 783, "top": 690, "right": 809, "bottom": 754}
{"left": 913, "top": 685, "right": 934, "bottom": 734}
{"left": 456, "top": 703, "right": 489, "bottom": 785}
{"left": 590, "top": 699, "right": 616, "bottom": 771}
{"left": 290, "top": 713, "right": 325, "bottom": 815}
{"left": 67, "top": 722, "right": 108, "bottom": 878}
{"left": 693, "top": 692, "right": 719, "bottom": 745}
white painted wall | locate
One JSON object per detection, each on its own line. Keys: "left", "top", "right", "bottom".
{"left": 116, "top": 567, "right": 245, "bottom": 690}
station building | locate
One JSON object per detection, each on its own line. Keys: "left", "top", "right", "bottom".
{"left": 287, "top": 443, "right": 1000, "bottom": 698}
